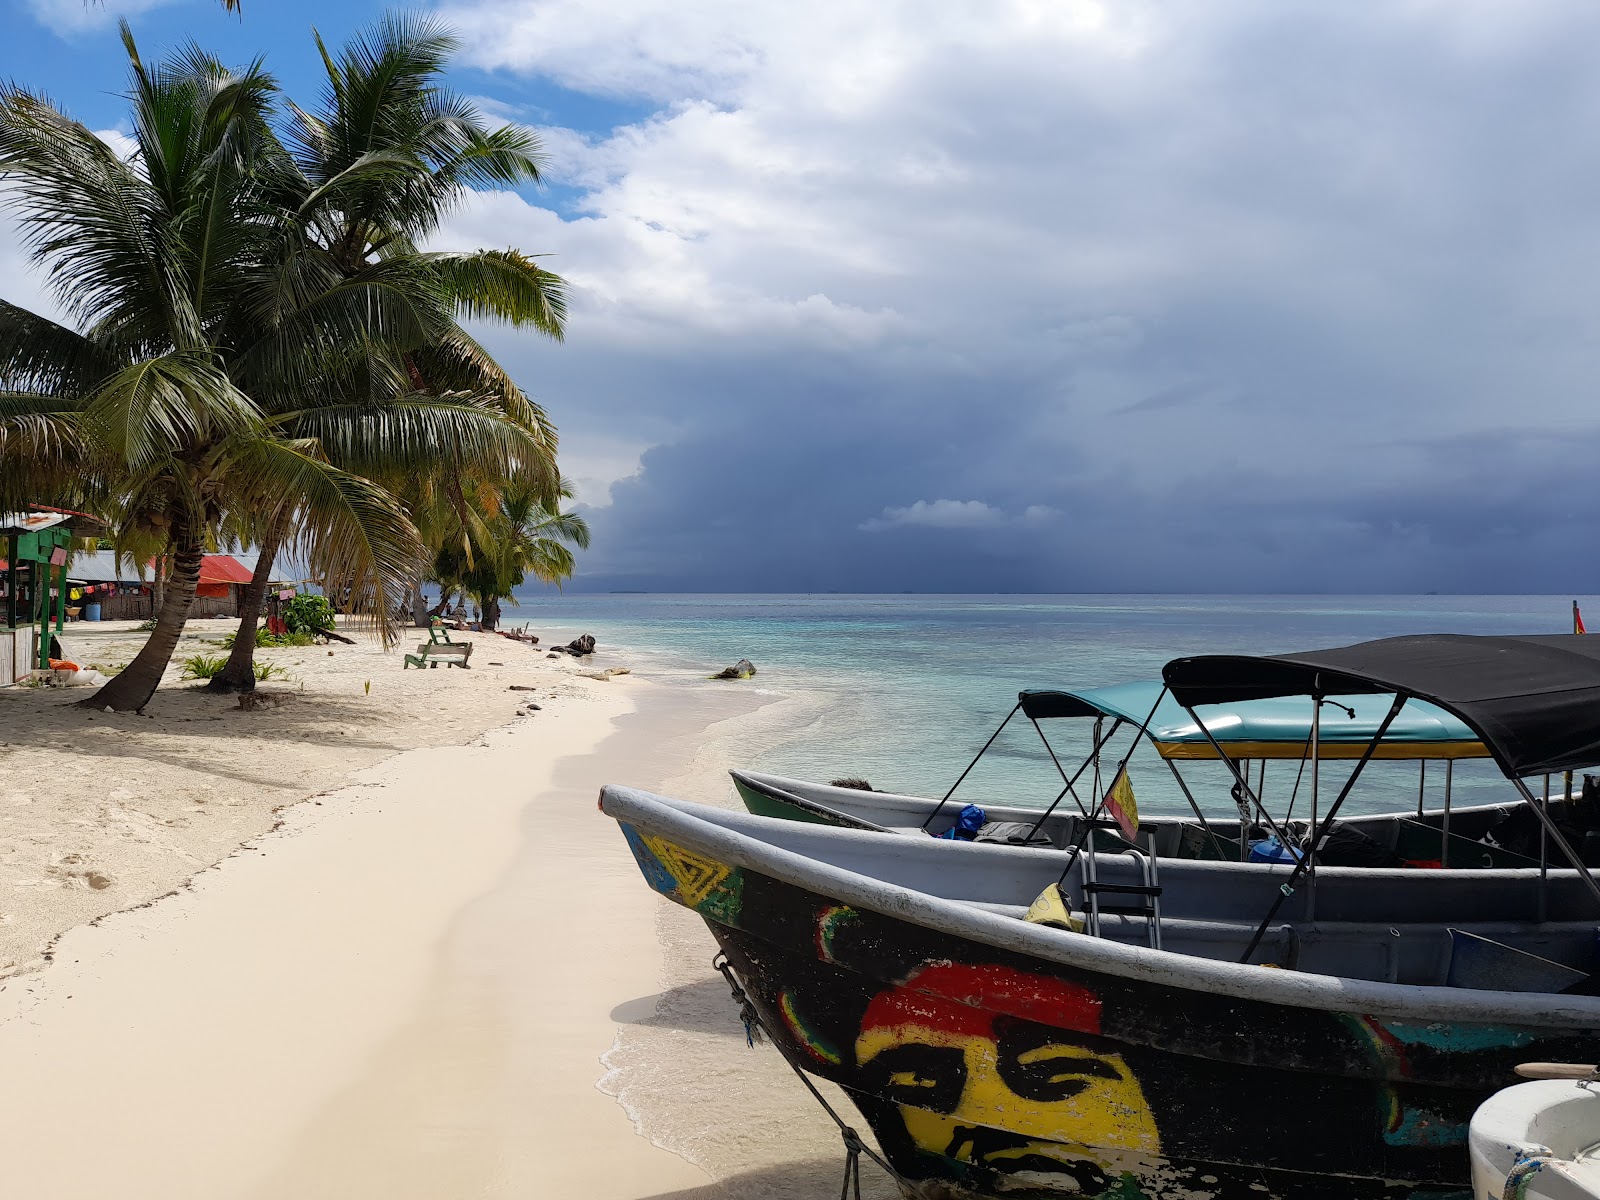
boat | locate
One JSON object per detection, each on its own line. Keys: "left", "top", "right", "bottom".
{"left": 1469, "top": 1066, "right": 1600, "bottom": 1199}
{"left": 733, "top": 683, "right": 1577, "bottom": 869}
{"left": 604, "top": 634, "right": 1600, "bottom": 1198}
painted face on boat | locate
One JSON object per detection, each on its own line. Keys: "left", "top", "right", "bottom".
{"left": 854, "top": 963, "right": 1160, "bottom": 1175}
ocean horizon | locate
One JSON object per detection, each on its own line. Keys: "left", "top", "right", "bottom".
{"left": 504, "top": 592, "right": 1594, "bottom": 820}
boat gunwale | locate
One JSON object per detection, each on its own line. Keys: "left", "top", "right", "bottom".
{"left": 602, "top": 783, "right": 1600, "bottom": 1029}
{"left": 732, "top": 767, "right": 1526, "bottom": 831}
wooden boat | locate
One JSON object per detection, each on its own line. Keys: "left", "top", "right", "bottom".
{"left": 732, "top": 684, "right": 1565, "bottom": 868}
{"left": 604, "top": 634, "right": 1600, "bottom": 1198}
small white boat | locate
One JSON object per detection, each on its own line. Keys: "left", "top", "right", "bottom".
{"left": 1470, "top": 1069, "right": 1600, "bottom": 1199}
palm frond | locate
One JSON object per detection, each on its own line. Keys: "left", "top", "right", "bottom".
{"left": 420, "top": 249, "right": 566, "bottom": 338}
{"left": 84, "top": 351, "right": 261, "bottom": 469}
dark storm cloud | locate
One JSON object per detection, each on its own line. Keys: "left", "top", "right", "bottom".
{"left": 391, "top": 4, "right": 1600, "bottom": 588}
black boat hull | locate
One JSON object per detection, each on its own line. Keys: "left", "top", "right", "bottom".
{"left": 618, "top": 821, "right": 1597, "bottom": 1199}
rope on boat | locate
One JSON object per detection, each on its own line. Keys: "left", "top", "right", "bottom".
{"left": 713, "top": 952, "right": 903, "bottom": 1199}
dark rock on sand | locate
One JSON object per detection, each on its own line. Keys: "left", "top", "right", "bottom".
{"left": 712, "top": 658, "right": 757, "bottom": 680}
{"left": 566, "top": 634, "right": 597, "bottom": 656}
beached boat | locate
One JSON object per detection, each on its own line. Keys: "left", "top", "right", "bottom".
{"left": 733, "top": 683, "right": 1568, "bottom": 869}
{"left": 605, "top": 634, "right": 1600, "bottom": 1198}
{"left": 1469, "top": 1068, "right": 1600, "bottom": 1200}
{"left": 1469, "top": 1076, "right": 1600, "bottom": 1200}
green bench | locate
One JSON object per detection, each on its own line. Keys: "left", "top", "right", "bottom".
{"left": 404, "top": 623, "right": 473, "bottom": 669}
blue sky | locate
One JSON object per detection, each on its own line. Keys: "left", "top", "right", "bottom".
{"left": 7, "top": 1, "right": 1600, "bottom": 592}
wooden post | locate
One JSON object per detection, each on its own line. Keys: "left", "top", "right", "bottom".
{"left": 4, "top": 533, "right": 16, "bottom": 630}
{"left": 34, "top": 563, "right": 49, "bottom": 669}
{"left": 54, "top": 561, "right": 67, "bottom": 634}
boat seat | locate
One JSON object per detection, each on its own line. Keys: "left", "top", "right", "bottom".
{"left": 973, "top": 820, "right": 1053, "bottom": 847}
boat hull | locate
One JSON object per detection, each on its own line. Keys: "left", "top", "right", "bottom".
{"left": 615, "top": 819, "right": 1599, "bottom": 1199}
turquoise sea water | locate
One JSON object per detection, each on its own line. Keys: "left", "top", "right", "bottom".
{"left": 506, "top": 593, "right": 1597, "bottom": 819}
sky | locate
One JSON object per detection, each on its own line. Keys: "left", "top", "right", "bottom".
{"left": 6, "top": 0, "right": 1600, "bottom": 592}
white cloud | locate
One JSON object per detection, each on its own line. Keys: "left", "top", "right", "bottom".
{"left": 94, "top": 128, "right": 138, "bottom": 162}
{"left": 24, "top": 0, "right": 180, "bottom": 35}
{"left": 864, "top": 499, "right": 1049, "bottom": 534}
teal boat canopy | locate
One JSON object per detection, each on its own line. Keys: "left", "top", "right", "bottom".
{"left": 1018, "top": 683, "right": 1488, "bottom": 760}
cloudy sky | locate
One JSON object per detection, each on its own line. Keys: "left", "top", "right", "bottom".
{"left": 7, "top": 0, "right": 1600, "bottom": 592}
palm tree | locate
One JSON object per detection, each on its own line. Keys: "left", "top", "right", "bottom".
{"left": 203, "top": 15, "right": 567, "bottom": 693}
{"left": 431, "top": 482, "right": 589, "bottom": 630}
{"left": 0, "top": 27, "right": 427, "bottom": 711}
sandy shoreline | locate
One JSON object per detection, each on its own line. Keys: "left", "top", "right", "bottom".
{"left": 0, "top": 618, "right": 893, "bottom": 1198}
{"left": 0, "top": 618, "right": 619, "bottom": 978}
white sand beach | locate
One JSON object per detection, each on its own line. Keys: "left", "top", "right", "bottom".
{"left": 0, "top": 621, "right": 896, "bottom": 1199}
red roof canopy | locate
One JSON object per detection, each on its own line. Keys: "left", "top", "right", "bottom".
{"left": 198, "top": 555, "right": 254, "bottom": 585}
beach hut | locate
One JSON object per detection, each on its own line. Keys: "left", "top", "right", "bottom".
{"left": 69, "top": 549, "right": 154, "bottom": 621}
{"left": 1, "top": 508, "right": 104, "bottom": 685}
{"left": 191, "top": 554, "right": 256, "bottom": 619}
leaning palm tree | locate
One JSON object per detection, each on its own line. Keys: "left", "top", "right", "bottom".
{"left": 0, "top": 28, "right": 426, "bottom": 710}
{"left": 203, "top": 14, "right": 567, "bottom": 693}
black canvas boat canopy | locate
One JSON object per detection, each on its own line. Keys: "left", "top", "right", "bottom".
{"left": 1163, "top": 634, "right": 1600, "bottom": 779}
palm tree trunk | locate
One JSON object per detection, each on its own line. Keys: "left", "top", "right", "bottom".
{"left": 83, "top": 517, "right": 203, "bottom": 711}
{"left": 206, "top": 516, "right": 287, "bottom": 695}
{"left": 481, "top": 594, "right": 501, "bottom": 630}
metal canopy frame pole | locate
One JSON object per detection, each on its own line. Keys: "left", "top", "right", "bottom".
{"left": 1540, "top": 774, "right": 1550, "bottom": 924}
{"left": 1027, "top": 713, "right": 1088, "bottom": 818}
{"left": 1236, "top": 693, "right": 1409, "bottom": 964}
{"left": 1509, "top": 775, "right": 1600, "bottom": 910}
{"left": 922, "top": 703, "right": 1021, "bottom": 830}
{"left": 1309, "top": 688, "right": 1321, "bottom": 923}
{"left": 1177, "top": 704, "right": 1296, "bottom": 853}
{"left": 1023, "top": 718, "right": 1124, "bottom": 843}
{"left": 1162, "top": 757, "right": 1227, "bottom": 857}
{"left": 1442, "top": 760, "right": 1454, "bottom": 867}
{"left": 1417, "top": 759, "right": 1426, "bottom": 818}
{"left": 1062, "top": 689, "right": 1171, "bottom": 859}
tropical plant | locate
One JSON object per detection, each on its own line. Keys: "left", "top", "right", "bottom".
{"left": 431, "top": 482, "right": 589, "bottom": 630}
{"left": 0, "top": 27, "right": 427, "bottom": 711}
{"left": 281, "top": 593, "right": 335, "bottom": 634}
{"left": 218, "top": 627, "right": 314, "bottom": 648}
{"left": 179, "top": 653, "right": 230, "bottom": 680}
{"left": 204, "top": 14, "right": 566, "bottom": 695}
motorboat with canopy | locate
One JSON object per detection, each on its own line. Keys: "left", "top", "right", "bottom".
{"left": 605, "top": 634, "right": 1600, "bottom": 1199}
{"left": 732, "top": 679, "right": 1575, "bottom": 870}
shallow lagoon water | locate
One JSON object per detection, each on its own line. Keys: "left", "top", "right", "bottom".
{"left": 508, "top": 593, "right": 1599, "bottom": 818}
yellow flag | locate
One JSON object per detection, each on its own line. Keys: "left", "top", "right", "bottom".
{"left": 1105, "top": 766, "right": 1139, "bottom": 841}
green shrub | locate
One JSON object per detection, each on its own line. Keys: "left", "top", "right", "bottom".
{"left": 282, "top": 594, "right": 335, "bottom": 634}
{"left": 254, "top": 661, "right": 290, "bottom": 682}
{"left": 179, "top": 653, "right": 228, "bottom": 680}
{"left": 219, "top": 628, "right": 315, "bottom": 649}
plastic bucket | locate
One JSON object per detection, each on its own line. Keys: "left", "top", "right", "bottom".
{"left": 83, "top": 603, "right": 102, "bottom": 622}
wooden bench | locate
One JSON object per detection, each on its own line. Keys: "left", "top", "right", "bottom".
{"left": 404, "top": 640, "right": 473, "bottom": 669}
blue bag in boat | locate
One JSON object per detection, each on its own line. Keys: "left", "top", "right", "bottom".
{"left": 1248, "top": 837, "right": 1302, "bottom": 864}
{"left": 938, "top": 804, "right": 987, "bottom": 840}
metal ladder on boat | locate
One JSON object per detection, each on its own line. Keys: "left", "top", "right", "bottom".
{"left": 1078, "top": 823, "right": 1163, "bottom": 950}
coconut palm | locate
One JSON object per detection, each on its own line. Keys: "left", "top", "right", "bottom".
{"left": 430, "top": 481, "right": 589, "bottom": 631}
{"left": 203, "top": 14, "right": 567, "bottom": 693}
{"left": 0, "top": 27, "right": 429, "bottom": 711}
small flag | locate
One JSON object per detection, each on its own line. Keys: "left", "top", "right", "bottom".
{"left": 1577, "top": 601, "right": 1587, "bottom": 635}
{"left": 1104, "top": 766, "right": 1139, "bottom": 841}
